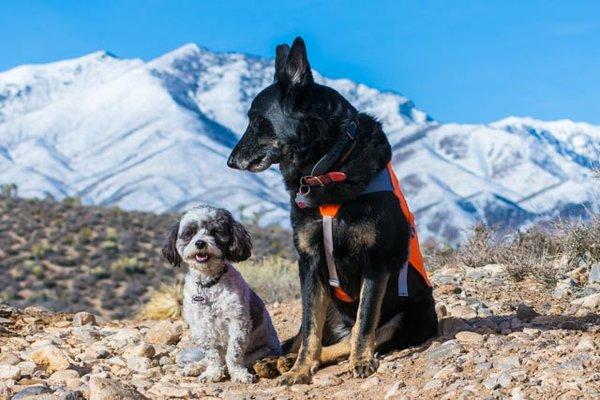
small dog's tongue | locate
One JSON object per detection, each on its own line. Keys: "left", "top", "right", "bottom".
{"left": 195, "top": 254, "right": 209, "bottom": 263}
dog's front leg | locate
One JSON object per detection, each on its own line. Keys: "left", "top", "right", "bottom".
{"left": 277, "top": 267, "right": 329, "bottom": 385}
{"left": 198, "top": 348, "right": 227, "bottom": 382}
{"left": 225, "top": 318, "right": 255, "bottom": 383}
{"left": 349, "top": 270, "right": 390, "bottom": 378}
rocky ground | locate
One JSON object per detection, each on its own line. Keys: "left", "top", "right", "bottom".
{"left": 1, "top": 261, "right": 599, "bottom": 400}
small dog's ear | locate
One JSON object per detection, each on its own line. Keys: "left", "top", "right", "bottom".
{"left": 226, "top": 214, "right": 252, "bottom": 262}
{"left": 282, "top": 36, "right": 313, "bottom": 87}
{"left": 162, "top": 222, "right": 182, "bottom": 267}
{"left": 274, "top": 44, "right": 290, "bottom": 82}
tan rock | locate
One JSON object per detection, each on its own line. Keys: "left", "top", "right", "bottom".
{"left": 72, "top": 312, "right": 96, "bottom": 326}
{"left": 48, "top": 368, "right": 80, "bottom": 383}
{"left": 30, "top": 345, "right": 72, "bottom": 373}
{"left": 455, "top": 331, "right": 484, "bottom": 345}
{"left": 145, "top": 321, "right": 182, "bottom": 345}
{"left": 89, "top": 377, "right": 148, "bottom": 400}
{"left": 0, "top": 365, "right": 21, "bottom": 380}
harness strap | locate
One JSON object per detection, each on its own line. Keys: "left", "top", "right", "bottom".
{"left": 319, "top": 163, "right": 431, "bottom": 303}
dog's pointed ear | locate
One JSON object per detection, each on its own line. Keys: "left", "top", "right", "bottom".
{"left": 162, "top": 222, "right": 182, "bottom": 267}
{"left": 282, "top": 36, "right": 313, "bottom": 87}
{"left": 274, "top": 44, "right": 290, "bottom": 82}
{"left": 225, "top": 213, "right": 252, "bottom": 262}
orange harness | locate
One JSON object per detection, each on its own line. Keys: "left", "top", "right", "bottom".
{"left": 319, "top": 163, "right": 431, "bottom": 303}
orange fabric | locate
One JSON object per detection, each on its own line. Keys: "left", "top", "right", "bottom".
{"left": 333, "top": 286, "right": 354, "bottom": 303}
{"left": 319, "top": 204, "right": 342, "bottom": 217}
{"left": 385, "top": 163, "right": 431, "bottom": 287}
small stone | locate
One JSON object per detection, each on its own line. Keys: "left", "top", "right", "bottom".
{"left": 385, "top": 381, "right": 405, "bottom": 399}
{"left": 72, "top": 312, "right": 96, "bottom": 327}
{"left": 448, "top": 305, "right": 477, "bottom": 319}
{"left": 127, "top": 356, "right": 150, "bottom": 372}
{"left": 571, "top": 293, "right": 600, "bottom": 309}
{"left": 10, "top": 385, "right": 54, "bottom": 400}
{"left": 427, "top": 340, "right": 462, "bottom": 362}
{"left": 145, "top": 321, "right": 182, "bottom": 345}
{"left": 89, "top": 377, "right": 148, "bottom": 400}
{"left": 149, "top": 382, "right": 190, "bottom": 398}
{"left": 589, "top": 262, "right": 600, "bottom": 284}
{"left": 424, "top": 379, "right": 443, "bottom": 390}
{"left": 124, "top": 343, "right": 155, "bottom": 359}
{"left": 455, "top": 331, "right": 484, "bottom": 345}
{"left": 0, "top": 351, "right": 21, "bottom": 365}
{"left": 576, "top": 336, "right": 597, "bottom": 351}
{"left": 516, "top": 303, "right": 539, "bottom": 322}
{"left": 494, "top": 356, "right": 521, "bottom": 370}
{"left": 439, "top": 317, "right": 472, "bottom": 337}
{"left": 360, "top": 376, "right": 380, "bottom": 389}
{"left": 312, "top": 373, "right": 343, "bottom": 387}
{"left": 30, "top": 345, "right": 72, "bottom": 373}
{"left": 553, "top": 278, "right": 575, "bottom": 299}
{"left": 17, "top": 360, "right": 36, "bottom": 376}
{"left": 48, "top": 369, "right": 80, "bottom": 383}
{"left": 0, "top": 364, "right": 21, "bottom": 380}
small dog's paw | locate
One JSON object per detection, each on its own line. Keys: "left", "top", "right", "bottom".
{"left": 199, "top": 367, "right": 226, "bottom": 383}
{"left": 252, "top": 357, "right": 280, "bottom": 378}
{"left": 350, "top": 357, "right": 379, "bottom": 378}
{"left": 230, "top": 368, "right": 257, "bottom": 383}
{"left": 181, "top": 362, "right": 205, "bottom": 377}
{"left": 276, "top": 369, "right": 311, "bottom": 386}
{"left": 276, "top": 353, "right": 297, "bottom": 374}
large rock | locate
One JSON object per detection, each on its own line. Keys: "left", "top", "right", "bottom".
{"left": 455, "top": 331, "right": 484, "bottom": 345}
{"left": 89, "top": 377, "right": 148, "bottom": 400}
{"left": 145, "top": 321, "right": 182, "bottom": 345}
{"left": 30, "top": 345, "right": 72, "bottom": 373}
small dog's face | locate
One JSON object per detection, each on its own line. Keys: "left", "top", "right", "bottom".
{"left": 227, "top": 36, "right": 356, "bottom": 172}
{"left": 162, "top": 206, "right": 252, "bottom": 269}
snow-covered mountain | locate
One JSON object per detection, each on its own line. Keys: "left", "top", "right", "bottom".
{"left": 1, "top": 44, "right": 598, "bottom": 244}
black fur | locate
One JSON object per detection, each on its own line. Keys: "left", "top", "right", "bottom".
{"left": 162, "top": 222, "right": 182, "bottom": 267}
{"left": 224, "top": 210, "right": 253, "bottom": 262}
{"left": 229, "top": 37, "right": 437, "bottom": 374}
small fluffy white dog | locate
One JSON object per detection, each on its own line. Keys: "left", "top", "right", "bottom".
{"left": 162, "top": 206, "right": 281, "bottom": 382}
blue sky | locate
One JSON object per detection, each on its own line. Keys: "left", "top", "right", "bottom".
{"left": 1, "top": 1, "right": 599, "bottom": 124}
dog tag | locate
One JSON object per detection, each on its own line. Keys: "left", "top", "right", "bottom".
{"left": 192, "top": 294, "right": 208, "bottom": 305}
{"left": 295, "top": 192, "right": 311, "bottom": 209}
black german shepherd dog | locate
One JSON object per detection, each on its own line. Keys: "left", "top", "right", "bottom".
{"left": 228, "top": 37, "right": 437, "bottom": 385}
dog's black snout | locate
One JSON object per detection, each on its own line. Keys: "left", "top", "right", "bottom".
{"left": 195, "top": 239, "right": 207, "bottom": 249}
{"left": 227, "top": 153, "right": 239, "bottom": 169}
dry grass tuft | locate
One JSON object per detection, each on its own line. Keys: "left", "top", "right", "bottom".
{"left": 138, "top": 283, "right": 183, "bottom": 320}
{"left": 237, "top": 256, "right": 299, "bottom": 303}
{"left": 426, "top": 214, "right": 600, "bottom": 287}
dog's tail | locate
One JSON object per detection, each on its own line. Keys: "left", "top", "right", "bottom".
{"left": 137, "top": 283, "right": 183, "bottom": 320}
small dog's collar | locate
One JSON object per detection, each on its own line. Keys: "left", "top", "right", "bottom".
{"left": 196, "top": 263, "right": 229, "bottom": 289}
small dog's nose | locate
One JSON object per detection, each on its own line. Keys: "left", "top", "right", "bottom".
{"left": 195, "top": 239, "right": 207, "bottom": 249}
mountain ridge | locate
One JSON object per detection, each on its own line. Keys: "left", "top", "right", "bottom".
{"left": 0, "top": 44, "right": 598, "bottom": 244}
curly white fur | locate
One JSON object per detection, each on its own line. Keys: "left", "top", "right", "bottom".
{"left": 170, "top": 206, "right": 281, "bottom": 383}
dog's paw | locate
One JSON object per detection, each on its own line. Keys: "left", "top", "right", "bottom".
{"left": 276, "top": 369, "right": 312, "bottom": 386}
{"left": 252, "top": 356, "right": 280, "bottom": 378}
{"left": 276, "top": 353, "right": 297, "bottom": 374}
{"left": 198, "top": 367, "right": 227, "bottom": 383}
{"left": 181, "top": 362, "right": 205, "bottom": 377}
{"left": 350, "top": 357, "right": 379, "bottom": 378}
{"left": 230, "top": 368, "right": 257, "bottom": 383}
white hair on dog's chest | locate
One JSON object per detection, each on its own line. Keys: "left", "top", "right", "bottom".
{"left": 182, "top": 267, "right": 251, "bottom": 344}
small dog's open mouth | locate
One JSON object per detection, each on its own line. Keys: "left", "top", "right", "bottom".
{"left": 194, "top": 253, "right": 210, "bottom": 263}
